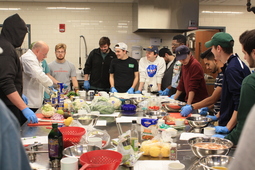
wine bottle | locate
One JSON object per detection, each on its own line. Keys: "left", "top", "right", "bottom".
{"left": 48, "top": 123, "right": 63, "bottom": 161}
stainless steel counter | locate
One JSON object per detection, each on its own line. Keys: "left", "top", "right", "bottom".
{"left": 21, "top": 114, "right": 235, "bottom": 170}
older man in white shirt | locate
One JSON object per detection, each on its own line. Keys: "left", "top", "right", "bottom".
{"left": 21, "top": 41, "right": 53, "bottom": 112}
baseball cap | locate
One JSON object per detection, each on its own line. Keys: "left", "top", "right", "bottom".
{"left": 205, "top": 32, "right": 234, "bottom": 48}
{"left": 159, "top": 48, "right": 173, "bottom": 57}
{"left": 143, "top": 46, "right": 158, "bottom": 54}
{"left": 114, "top": 42, "right": 128, "bottom": 51}
{"left": 175, "top": 45, "right": 190, "bottom": 60}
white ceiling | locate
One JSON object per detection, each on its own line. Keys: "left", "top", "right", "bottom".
{"left": 0, "top": 0, "right": 249, "bottom": 6}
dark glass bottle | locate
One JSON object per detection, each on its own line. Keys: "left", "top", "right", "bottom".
{"left": 48, "top": 123, "right": 63, "bottom": 161}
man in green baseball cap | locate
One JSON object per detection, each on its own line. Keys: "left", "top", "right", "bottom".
{"left": 205, "top": 32, "right": 234, "bottom": 48}
{"left": 204, "top": 32, "right": 250, "bottom": 138}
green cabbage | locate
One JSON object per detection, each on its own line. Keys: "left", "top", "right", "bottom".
{"left": 108, "top": 97, "right": 122, "bottom": 109}
{"left": 72, "top": 98, "right": 91, "bottom": 113}
{"left": 91, "top": 101, "right": 115, "bottom": 114}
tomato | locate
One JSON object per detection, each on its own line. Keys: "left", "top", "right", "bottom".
{"left": 148, "top": 106, "right": 160, "bottom": 110}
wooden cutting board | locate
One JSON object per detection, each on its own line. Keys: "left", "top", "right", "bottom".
{"left": 164, "top": 112, "right": 190, "bottom": 125}
{"left": 27, "top": 113, "right": 64, "bottom": 126}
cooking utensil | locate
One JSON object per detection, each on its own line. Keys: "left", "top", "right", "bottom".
{"left": 62, "top": 144, "right": 101, "bottom": 159}
{"left": 59, "top": 127, "right": 86, "bottom": 148}
{"left": 188, "top": 137, "right": 233, "bottom": 158}
{"left": 144, "top": 110, "right": 168, "bottom": 119}
{"left": 161, "top": 101, "right": 182, "bottom": 112}
{"left": 77, "top": 114, "right": 99, "bottom": 127}
{"left": 79, "top": 150, "right": 122, "bottom": 170}
{"left": 37, "top": 118, "right": 64, "bottom": 123}
{"left": 186, "top": 116, "right": 212, "bottom": 129}
{"left": 199, "top": 155, "right": 234, "bottom": 170}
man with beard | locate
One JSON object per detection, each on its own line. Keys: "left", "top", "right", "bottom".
{"left": 216, "top": 29, "right": 255, "bottom": 146}
{"left": 171, "top": 34, "right": 186, "bottom": 101}
{"left": 159, "top": 47, "right": 181, "bottom": 96}
{"left": 49, "top": 43, "right": 79, "bottom": 90}
{"left": 171, "top": 34, "right": 187, "bottom": 54}
{"left": 0, "top": 13, "right": 37, "bottom": 125}
{"left": 180, "top": 48, "right": 224, "bottom": 116}
{"left": 83, "top": 37, "right": 117, "bottom": 92}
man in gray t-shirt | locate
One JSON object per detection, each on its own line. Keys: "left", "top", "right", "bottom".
{"left": 49, "top": 43, "right": 78, "bottom": 90}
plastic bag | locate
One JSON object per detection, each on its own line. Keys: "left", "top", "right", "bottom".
{"left": 140, "top": 140, "right": 171, "bottom": 158}
{"left": 116, "top": 131, "right": 142, "bottom": 167}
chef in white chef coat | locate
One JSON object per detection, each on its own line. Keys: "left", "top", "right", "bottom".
{"left": 21, "top": 41, "right": 53, "bottom": 112}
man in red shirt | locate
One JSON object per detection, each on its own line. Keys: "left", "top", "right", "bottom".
{"left": 171, "top": 45, "right": 208, "bottom": 115}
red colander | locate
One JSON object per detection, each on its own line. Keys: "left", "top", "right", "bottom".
{"left": 79, "top": 150, "right": 122, "bottom": 170}
{"left": 59, "top": 126, "right": 86, "bottom": 148}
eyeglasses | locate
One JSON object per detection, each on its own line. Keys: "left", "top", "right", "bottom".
{"left": 56, "top": 51, "right": 65, "bottom": 54}
{"left": 171, "top": 43, "right": 180, "bottom": 47}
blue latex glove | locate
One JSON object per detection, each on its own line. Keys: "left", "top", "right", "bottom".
{"left": 63, "top": 83, "right": 68, "bottom": 89}
{"left": 135, "top": 90, "right": 141, "bottom": 94}
{"left": 161, "top": 88, "right": 170, "bottom": 96}
{"left": 83, "top": 80, "right": 90, "bottom": 90}
{"left": 21, "top": 107, "right": 38, "bottom": 123}
{"left": 127, "top": 87, "right": 134, "bottom": 94}
{"left": 199, "top": 107, "right": 209, "bottom": 116}
{"left": 110, "top": 87, "right": 118, "bottom": 93}
{"left": 170, "top": 94, "right": 175, "bottom": 99}
{"left": 206, "top": 115, "right": 218, "bottom": 121}
{"left": 22, "top": 94, "right": 28, "bottom": 105}
{"left": 212, "top": 134, "right": 227, "bottom": 138}
{"left": 215, "top": 126, "right": 229, "bottom": 134}
{"left": 49, "top": 86, "right": 58, "bottom": 92}
{"left": 158, "top": 90, "right": 163, "bottom": 95}
{"left": 180, "top": 105, "right": 193, "bottom": 117}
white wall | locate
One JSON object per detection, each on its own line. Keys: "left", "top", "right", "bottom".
{"left": 0, "top": 2, "right": 254, "bottom": 68}
{"left": 199, "top": 5, "right": 255, "bottom": 66}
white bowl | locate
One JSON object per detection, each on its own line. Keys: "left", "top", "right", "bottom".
{"left": 204, "top": 127, "right": 215, "bottom": 136}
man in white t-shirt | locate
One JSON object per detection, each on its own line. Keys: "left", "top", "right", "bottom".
{"left": 135, "top": 46, "right": 166, "bottom": 93}
{"left": 49, "top": 43, "right": 79, "bottom": 91}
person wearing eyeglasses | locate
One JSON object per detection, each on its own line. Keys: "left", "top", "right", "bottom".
{"left": 48, "top": 43, "right": 79, "bottom": 91}
{"left": 171, "top": 34, "right": 187, "bottom": 54}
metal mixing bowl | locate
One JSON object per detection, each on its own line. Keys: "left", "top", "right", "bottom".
{"left": 63, "top": 144, "right": 101, "bottom": 159}
{"left": 144, "top": 110, "right": 168, "bottom": 119}
{"left": 161, "top": 101, "right": 181, "bottom": 112}
{"left": 186, "top": 116, "right": 212, "bottom": 128}
{"left": 199, "top": 155, "right": 234, "bottom": 170}
{"left": 188, "top": 137, "right": 233, "bottom": 158}
{"left": 77, "top": 115, "right": 99, "bottom": 126}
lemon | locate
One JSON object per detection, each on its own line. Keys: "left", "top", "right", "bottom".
{"left": 64, "top": 117, "right": 73, "bottom": 126}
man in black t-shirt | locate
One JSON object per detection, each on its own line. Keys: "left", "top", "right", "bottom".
{"left": 109, "top": 42, "right": 139, "bottom": 93}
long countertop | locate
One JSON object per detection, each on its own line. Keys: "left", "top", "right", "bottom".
{"left": 20, "top": 112, "right": 236, "bottom": 170}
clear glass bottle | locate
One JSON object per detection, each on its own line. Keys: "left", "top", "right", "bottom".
{"left": 48, "top": 123, "right": 63, "bottom": 161}
{"left": 130, "top": 120, "right": 139, "bottom": 151}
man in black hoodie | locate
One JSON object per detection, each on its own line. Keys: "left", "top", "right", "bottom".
{"left": 0, "top": 13, "right": 38, "bottom": 125}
